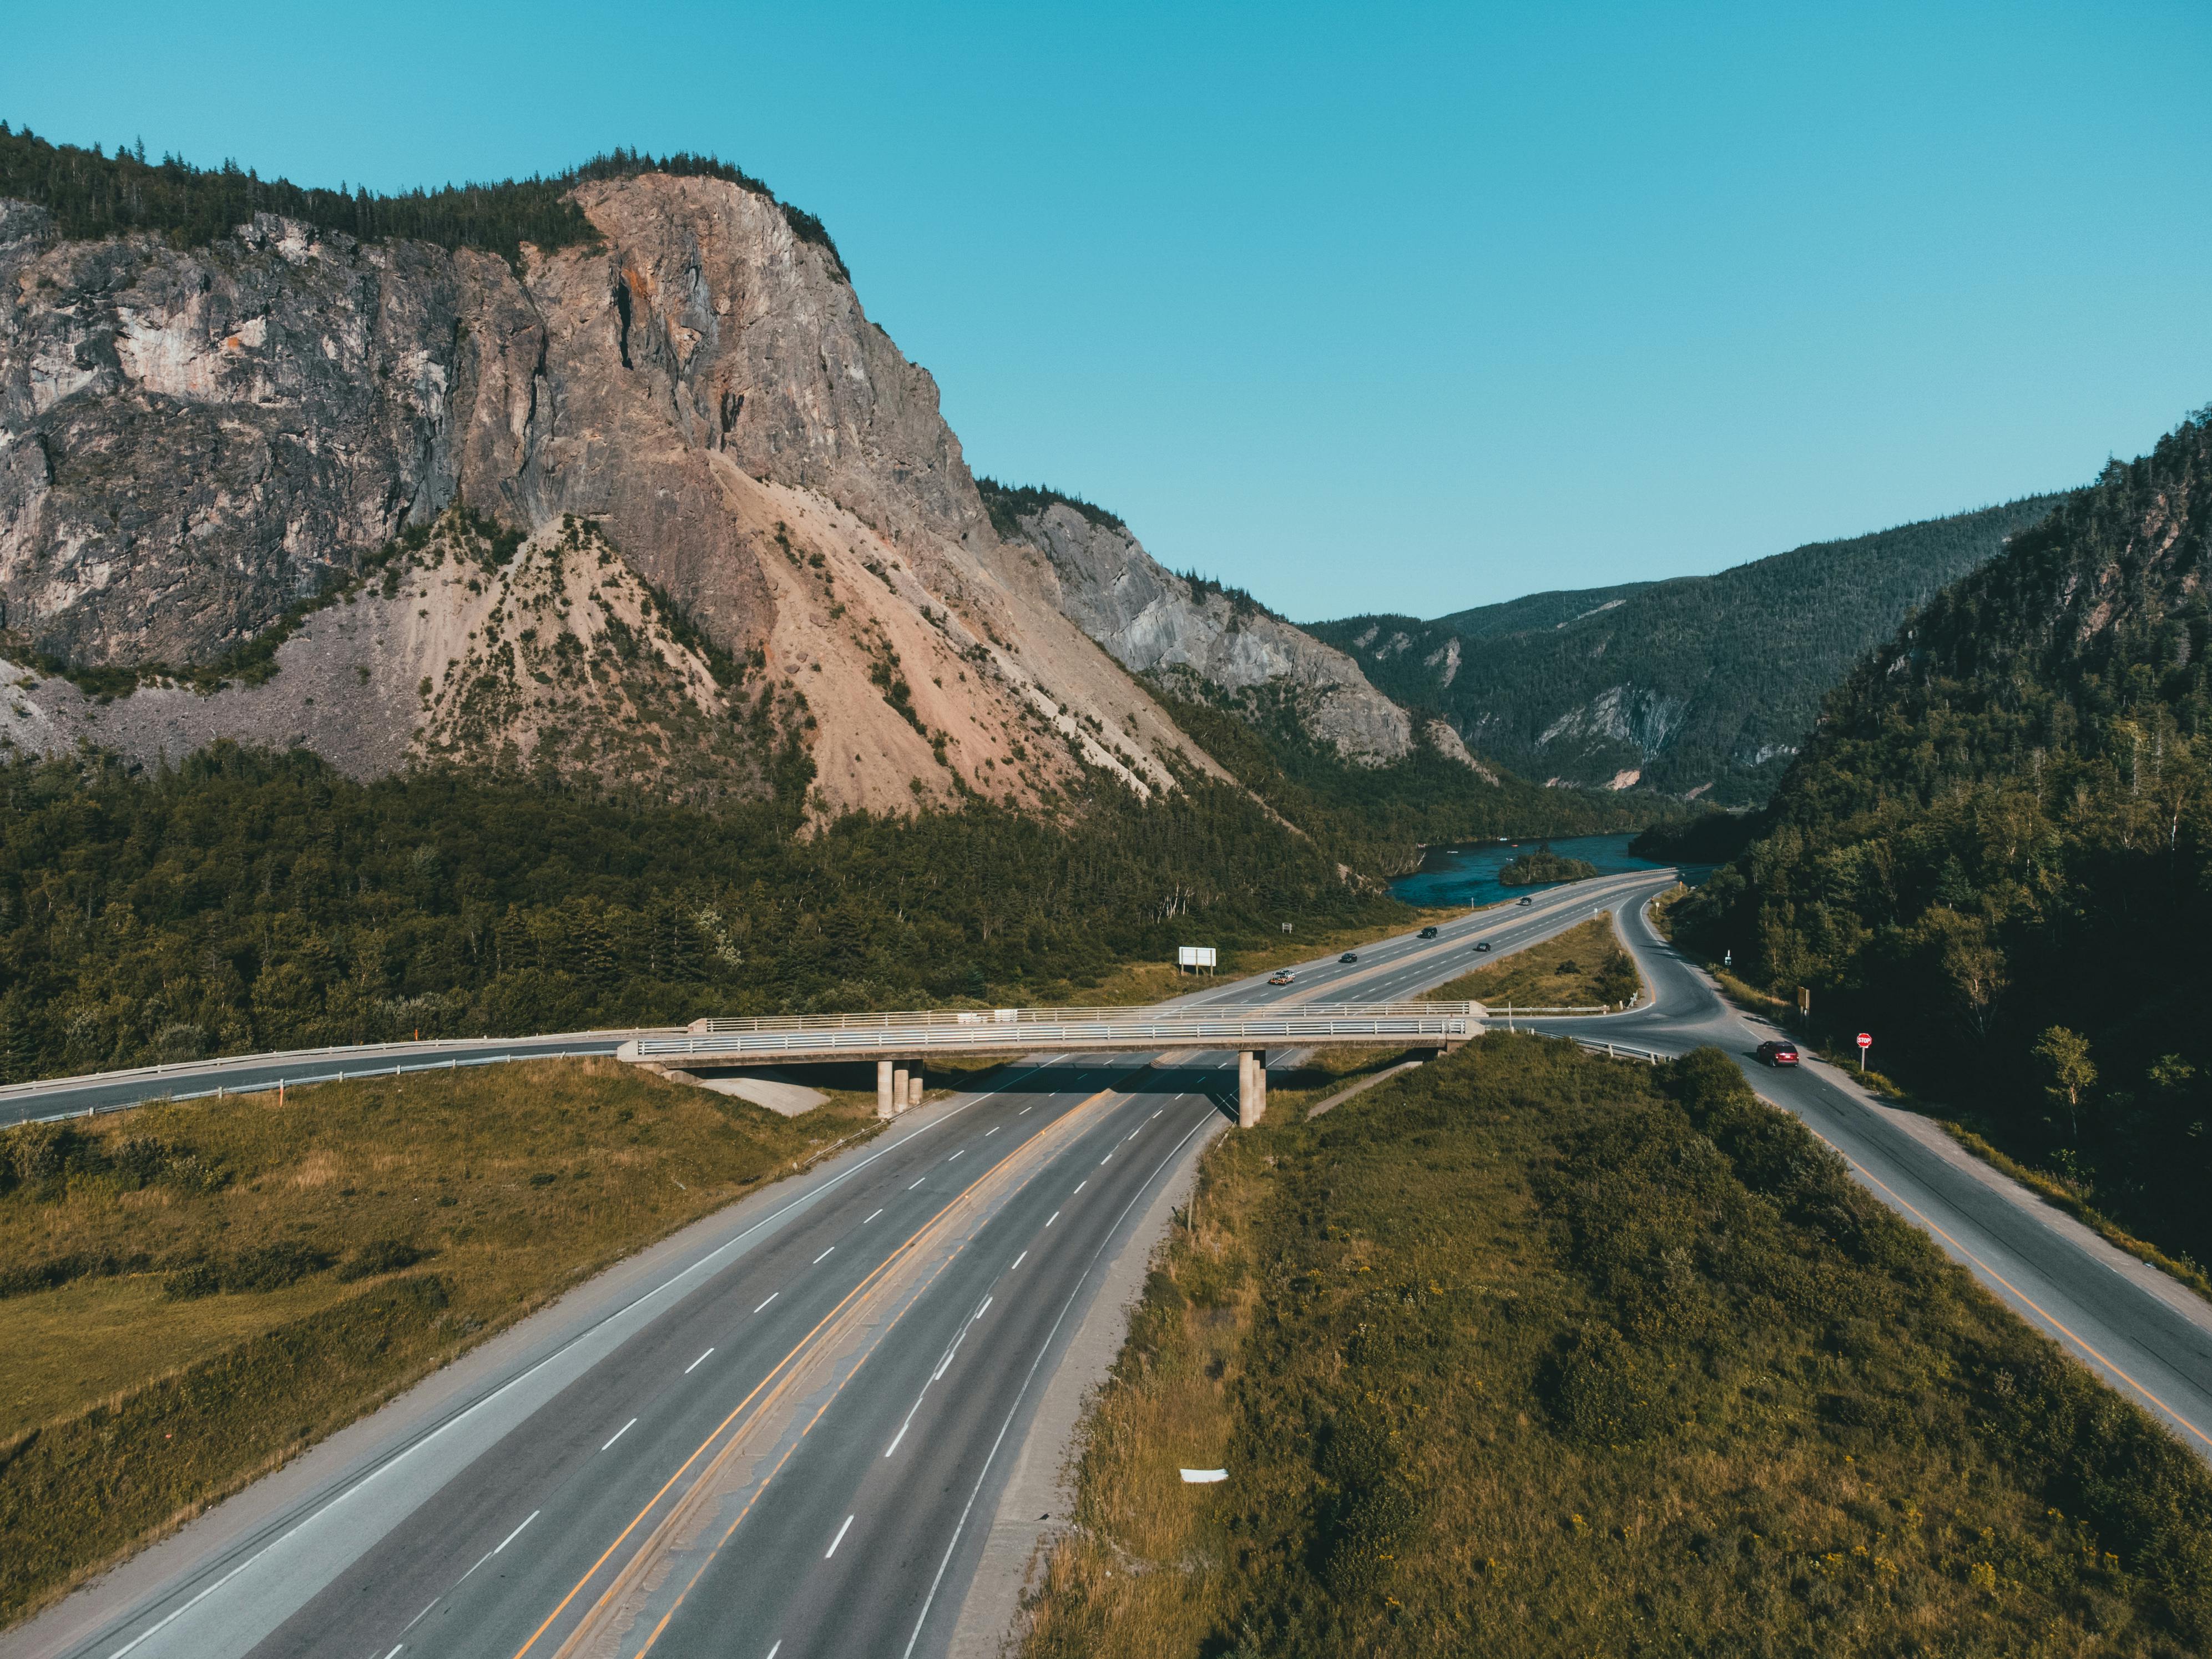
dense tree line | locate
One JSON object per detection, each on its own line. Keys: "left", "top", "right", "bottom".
{"left": 0, "top": 743, "right": 1403, "bottom": 1080}
{"left": 1673, "top": 411, "right": 2212, "bottom": 1267}
{"left": 0, "top": 125, "right": 844, "bottom": 276}
{"left": 1314, "top": 497, "right": 2065, "bottom": 803}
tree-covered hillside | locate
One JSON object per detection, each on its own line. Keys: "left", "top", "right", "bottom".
{"left": 1312, "top": 496, "right": 2064, "bottom": 804}
{"left": 0, "top": 745, "right": 1406, "bottom": 1079}
{"left": 1673, "top": 411, "right": 2212, "bottom": 1268}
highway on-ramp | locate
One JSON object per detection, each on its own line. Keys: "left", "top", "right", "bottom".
{"left": 1528, "top": 879, "right": 2212, "bottom": 1462}
{"left": 0, "top": 874, "right": 1645, "bottom": 1659}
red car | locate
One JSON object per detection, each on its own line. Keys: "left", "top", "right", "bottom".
{"left": 1756, "top": 1040, "right": 1800, "bottom": 1067}
{"left": 1268, "top": 971, "right": 1297, "bottom": 987}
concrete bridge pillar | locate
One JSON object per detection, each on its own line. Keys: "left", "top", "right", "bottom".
{"left": 877, "top": 1059, "right": 895, "bottom": 1119}
{"left": 1238, "top": 1049, "right": 1267, "bottom": 1129}
{"left": 907, "top": 1065, "right": 924, "bottom": 1109}
{"left": 892, "top": 1063, "right": 911, "bottom": 1114}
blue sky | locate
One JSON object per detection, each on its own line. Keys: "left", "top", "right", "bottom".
{"left": 6, "top": 1, "right": 2207, "bottom": 620}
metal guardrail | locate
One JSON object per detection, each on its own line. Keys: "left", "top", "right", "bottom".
{"left": 684, "top": 1000, "right": 1473, "bottom": 1035}
{"left": 0, "top": 1028, "right": 680, "bottom": 1105}
{"left": 32, "top": 1049, "right": 612, "bottom": 1125}
{"left": 638, "top": 1002, "right": 1481, "bottom": 1063}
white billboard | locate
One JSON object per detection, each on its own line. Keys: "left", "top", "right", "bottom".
{"left": 1176, "top": 946, "right": 1218, "bottom": 968}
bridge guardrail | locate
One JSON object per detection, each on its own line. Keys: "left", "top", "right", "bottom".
{"left": 639, "top": 1003, "right": 1481, "bottom": 1063}
{"left": 685, "top": 1000, "right": 1476, "bottom": 1035}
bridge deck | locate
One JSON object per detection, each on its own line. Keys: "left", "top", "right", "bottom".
{"left": 620, "top": 1000, "right": 1482, "bottom": 1066}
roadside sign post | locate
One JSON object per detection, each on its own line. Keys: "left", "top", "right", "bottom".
{"left": 1856, "top": 1032, "right": 1872, "bottom": 1073}
{"left": 1175, "top": 945, "right": 1218, "bottom": 978}
{"left": 1723, "top": 949, "right": 1733, "bottom": 969}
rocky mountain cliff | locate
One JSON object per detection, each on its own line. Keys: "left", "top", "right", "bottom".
{"left": 0, "top": 145, "right": 1235, "bottom": 816}
{"left": 978, "top": 482, "right": 1418, "bottom": 765}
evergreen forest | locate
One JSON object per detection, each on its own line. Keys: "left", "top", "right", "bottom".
{"left": 1673, "top": 411, "right": 2212, "bottom": 1269}
{"left": 0, "top": 744, "right": 1425, "bottom": 1079}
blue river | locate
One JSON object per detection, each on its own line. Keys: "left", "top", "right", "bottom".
{"left": 1386, "top": 833, "right": 1671, "bottom": 909}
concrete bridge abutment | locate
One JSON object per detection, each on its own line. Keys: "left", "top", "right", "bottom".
{"left": 1238, "top": 1049, "right": 1267, "bottom": 1129}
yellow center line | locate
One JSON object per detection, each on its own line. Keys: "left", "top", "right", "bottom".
{"left": 512, "top": 1064, "right": 1151, "bottom": 1659}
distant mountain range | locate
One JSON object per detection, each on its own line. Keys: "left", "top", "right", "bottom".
{"left": 1310, "top": 497, "right": 2067, "bottom": 804}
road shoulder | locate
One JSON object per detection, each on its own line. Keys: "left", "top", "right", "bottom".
{"left": 945, "top": 1109, "right": 1228, "bottom": 1659}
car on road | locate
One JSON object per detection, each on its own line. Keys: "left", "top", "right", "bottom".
{"left": 1418, "top": 925, "right": 1440, "bottom": 939}
{"left": 1756, "top": 1039, "right": 1800, "bottom": 1067}
{"left": 1339, "top": 952, "right": 1358, "bottom": 964}
{"left": 1517, "top": 896, "right": 1533, "bottom": 906}
{"left": 1473, "top": 941, "right": 1491, "bottom": 952}
{"left": 1268, "top": 971, "right": 1297, "bottom": 986}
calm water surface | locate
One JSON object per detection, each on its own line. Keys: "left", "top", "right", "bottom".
{"left": 1387, "top": 833, "right": 1670, "bottom": 910}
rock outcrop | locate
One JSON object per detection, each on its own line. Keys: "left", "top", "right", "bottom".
{"left": 991, "top": 495, "right": 1415, "bottom": 763}
{"left": 0, "top": 175, "right": 1229, "bottom": 813}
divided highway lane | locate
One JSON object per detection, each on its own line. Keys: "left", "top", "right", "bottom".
{"left": 244, "top": 1053, "right": 1231, "bottom": 1659}
{"left": 1526, "top": 880, "right": 2212, "bottom": 1461}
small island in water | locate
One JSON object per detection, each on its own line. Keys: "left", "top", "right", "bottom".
{"left": 1497, "top": 844, "right": 1600, "bottom": 886}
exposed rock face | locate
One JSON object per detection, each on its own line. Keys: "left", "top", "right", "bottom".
{"left": 0, "top": 176, "right": 1226, "bottom": 813}
{"left": 998, "top": 499, "right": 1413, "bottom": 763}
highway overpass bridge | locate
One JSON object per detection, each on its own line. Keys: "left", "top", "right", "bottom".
{"left": 620, "top": 999, "right": 1485, "bottom": 1126}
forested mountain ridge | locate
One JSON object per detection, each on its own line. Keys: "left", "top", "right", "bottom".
{"left": 1311, "top": 496, "right": 2065, "bottom": 804}
{"left": 1674, "top": 409, "right": 2212, "bottom": 1266}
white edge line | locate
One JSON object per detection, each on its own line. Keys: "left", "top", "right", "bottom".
{"left": 493, "top": 1510, "right": 539, "bottom": 1554}
{"left": 900, "top": 1112, "right": 1216, "bottom": 1659}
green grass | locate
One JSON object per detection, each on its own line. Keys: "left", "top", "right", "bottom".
{"left": 1020, "top": 1036, "right": 2212, "bottom": 1658}
{"left": 0, "top": 1060, "right": 883, "bottom": 1625}
{"left": 1422, "top": 914, "right": 1640, "bottom": 1010}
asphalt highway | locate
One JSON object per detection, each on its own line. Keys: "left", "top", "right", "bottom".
{"left": 5, "top": 874, "right": 1644, "bottom": 1659}
{"left": 1528, "top": 878, "right": 2212, "bottom": 1461}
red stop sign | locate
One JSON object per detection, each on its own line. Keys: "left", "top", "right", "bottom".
{"left": 1856, "top": 1033, "right": 1872, "bottom": 1049}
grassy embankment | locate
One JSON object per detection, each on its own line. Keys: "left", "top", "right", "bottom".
{"left": 1021, "top": 1035, "right": 2212, "bottom": 1658}
{"left": 1421, "top": 914, "right": 1641, "bottom": 1011}
{"left": 0, "top": 1060, "right": 890, "bottom": 1626}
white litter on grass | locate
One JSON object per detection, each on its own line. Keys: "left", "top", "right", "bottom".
{"left": 1180, "top": 1469, "right": 1228, "bottom": 1484}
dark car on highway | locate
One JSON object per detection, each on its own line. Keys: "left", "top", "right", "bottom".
{"left": 1756, "top": 1039, "right": 1800, "bottom": 1067}
{"left": 1418, "top": 925, "right": 1439, "bottom": 939}
{"left": 1339, "top": 952, "right": 1358, "bottom": 964}
{"left": 1517, "top": 896, "right": 1533, "bottom": 906}
{"left": 1473, "top": 941, "right": 1491, "bottom": 952}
